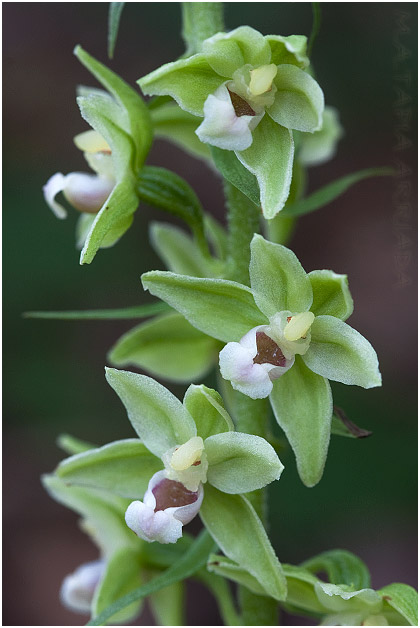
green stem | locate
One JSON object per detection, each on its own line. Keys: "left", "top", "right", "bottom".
{"left": 225, "top": 182, "right": 261, "bottom": 286}
{"left": 197, "top": 570, "right": 241, "bottom": 626}
{"left": 181, "top": 2, "right": 225, "bottom": 55}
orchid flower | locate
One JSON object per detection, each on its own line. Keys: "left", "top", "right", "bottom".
{"left": 142, "top": 234, "right": 381, "bottom": 487}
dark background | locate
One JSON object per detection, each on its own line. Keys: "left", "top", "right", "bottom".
{"left": 3, "top": 3, "right": 417, "bottom": 625}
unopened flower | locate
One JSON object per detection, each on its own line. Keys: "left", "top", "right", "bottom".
{"left": 106, "top": 369, "right": 283, "bottom": 543}
{"left": 60, "top": 559, "right": 105, "bottom": 614}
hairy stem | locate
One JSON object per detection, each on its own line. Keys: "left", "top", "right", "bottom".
{"left": 182, "top": 2, "right": 225, "bottom": 55}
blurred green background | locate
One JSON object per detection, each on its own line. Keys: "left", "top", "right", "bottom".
{"left": 3, "top": 3, "right": 417, "bottom": 625}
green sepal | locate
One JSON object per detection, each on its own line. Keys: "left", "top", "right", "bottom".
{"left": 202, "top": 26, "right": 271, "bottom": 77}
{"left": 150, "top": 222, "right": 220, "bottom": 277}
{"left": 57, "top": 433, "right": 95, "bottom": 455}
{"left": 314, "top": 582, "right": 382, "bottom": 616}
{"left": 151, "top": 101, "right": 211, "bottom": 160}
{"left": 270, "top": 356, "right": 332, "bottom": 487}
{"left": 92, "top": 547, "right": 143, "bottom": 625}
{"left": 200, "top": 484, "right": 287, "bottom": 601}
{"left": 75, "top": 46, "right": 152, "bottom": 171}
{"left": 250, "top": 234, "right": 313, "bottom": 316}
{"left": 77, "top": 211, "right": 134, "bottom": 252}
{"left": 183, "top": 384, "right": 234, "bottom": 440}
{"left": 264, "top": 160, "right": 306, "bottom": 245}
{"left": 41, "top": 475, "right": 136, "bottom": 558}
{"left": 303, "top": 315, "right": 382, "bottom": 389}
{"left": 56, "top": 439, "right": 163, "bottom": 500}
{"left": 138, "top": 54, "right": 223, "bottom": 116}
{"left": 108, "top": 311, "right": 218, "bottom": 383}
{"left": 298, "top": 106, "right": 343, "bottom": 166}
{"left": 210, "top": 147, "right": 260, "bottom": 207}
{"left": 208, "top": 554, "right": 266, "bottom": 596}
{"left": 105, "top": 368, "right": 196, "bottom": 458}
{"left": 267, "top": 34, "right": 309, "bottom": 68}
{"left": 280, "top": 167, "right": 394, "bottom": 218}
{"left": 378, "top": 583, "right": 418, "bottom": 626}
{"left": 309, "top": 270, "right": 354, "bottom": 320}
{"left": 141, "top": 271, "right": 267, "bottom": 342}
{"left": 301, "top": 549, "right": 371, "bottom": 590}
{"left": 268, "top": 64, "right": 324, "bottom": 133}
{"left": 80, "top": 176, "right": 138, "bottom": 265}
{"left": 236, "top": 116, "right": 294, "bottom": 219}
{"left": 205, "top": 432, "right": 283, "bottom": 493}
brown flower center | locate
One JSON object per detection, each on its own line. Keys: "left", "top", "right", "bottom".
{"left": 227, "top": 88, "right": 256, "bottom": 117}
{"left": 152, "top": 478, "right": 198, "bottom": 511}
{"left": 253, "top": 331, "right": 286, "bottom": 367}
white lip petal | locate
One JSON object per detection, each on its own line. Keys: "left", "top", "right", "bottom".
{"left": 60, "top": 559, "right": 105, "bottom": 614}
{"left": 63, "top": 173, "right": 114, "bottom": 214}
{"left": 42, "top": 172, "right": 68, "bottom": 219}
{"left": 196, "top": 84, "right": 258, "bottom": 151}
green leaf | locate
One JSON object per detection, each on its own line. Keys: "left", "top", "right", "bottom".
{"left": 309, "top": 270, "right": 354, "bottom": 320}
{"left": 151, "top": 101, "right": 211, "bottom": 160}
{"left": 302, "top": 549, "right": 371, "bottom": 590}
{"left": 280, "top": 168, "right": 394, "bottom": 218}
{"left": 202, "top": 26, "right": 271, "bottom": 77}
{"left": 138, "top": 54, "right": 223, "bottom": 116}
{"left": 57, "top": 433, "right": 96, "bottom": 455}
{"left": 80, "top": 177, "right": 139, "bottom": 265}
{"left": 270, "top": 356, "right": 332, "bottom": 487}
{"left": 150, "top": 222, "right": 216, "bottom": 277}
{"left": 75, "top": 46, "right": 152, "bottom": 170}
{"left": 210, "top": 147, "right": 260, "bottom": 206}
{"left": 87, "top": 529, "right": 215, "bottom": 626}
{"left": 108, "top": 311, "right": 217, "bottom": 383}
{"left": 108, "top": 3, "right": 125, "bottom": 60}
{"left": 183, "top": 384, "right": 234, "bottom": 440}
{"left": 303, "top": 315, "right": 382, "bottom": 389}
{"left": 142, "top": 271, "right": 267, "bottom": 343}
{"left": 269, "top": 65, "right": 324, "bottom": 132}
{"left": 205, "top": 432, "right": 283, "bottom": 493}
{"left": 208, "top": 554, "right": 266, "bottom": 596}
{"left": 42, "top": 475, "right": 136, "bottom": 558}
{"left": 56, "top": 439, "right": 162, "bottom": 500}
{"left": 137, "top": 166, "right": 207, "bottom": 251}
{"left": 200, "top": 484, "right": 287, "bottom": 601}
{"left": 250, "top": 234, "right": 313, "bottom": 317}
{"left": 24, "top": 302, "right": 169, "bottom": 320}
{"left": 379, "top": 583, "right": 418, "bottom": 626}
{"left": 105, "top": 368, "right": 196, "bottom": 458}
{"left": 237, "top": 116, "right": 294, "bottom": 219}
{"left": 92, "top": 547, "right": 142, "bottom": 625}
{"left": 148, "top": 579, "right": 185, "bottom": 626}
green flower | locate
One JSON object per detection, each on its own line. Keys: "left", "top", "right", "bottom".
{"left": 142, "top": 234, "right": 381, "bottom": 487}
{"left": 138, "top": 26, "right": 324, "bottom": 218}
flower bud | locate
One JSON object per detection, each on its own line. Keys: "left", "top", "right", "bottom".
{"left": 43, "top": 172, "right": 114, "bottom": 218}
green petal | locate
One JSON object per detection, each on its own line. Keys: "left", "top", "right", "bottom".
{"left": 236, "top": 116, "right": 294, "bottom": 219}
{"left": 205, "top": 432, "right": 283, "bottom": 493}
{"left": 203, "top": 26, "right": 271, "bottom": 77}
{"left": 266, "top": 34, "right": 309, "bottom": 68}
{"left": 379, "top": 583, "right": 418, "bottom": 626}
{"left": 309, "top": 270, "right": 354, "bottom": 320}
{"left": 268, "top": 65, "right": 324, "bottom": 132}
{"left": 80, "top": 177, "right": 138, "bottom": 265}
{"left": 250, "top": 234, "right": 313, "bottom": 316}
{"left": 183, "top": 384, "right": 234, "bottom": 440}
{"left": 200, "top": 485, "right": 287, "bottom": 600}
{"left": 142, "top": 271, "right": 267, "bottom": 342}
{"left": 151, "top": 102, "right": 211, "bottom": 160}
{"left": 92, "top": 547, "right": 143, "bottom": 624}
{"left": 138, "top": 54, "right": 223, "bottom": 116}
{"left": 105, "top": 368, "right": 196, "bottom": 458}
{"left": 42, "top": 475, "right": 136, "bottom": 558}
{"left": 109, "top": 311, "right": 218, "bottom": 383}
{"left": 150, "top": 222, "right": 217, "bottom": 277}
{"left": 303, "top": 316, "right": 382, "bottom": 389}
{"left": 270, "top": 356, "right": 332, "bottom": 487}
{"left": 56, "top": 439, "right": 163, "bottom": 500}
